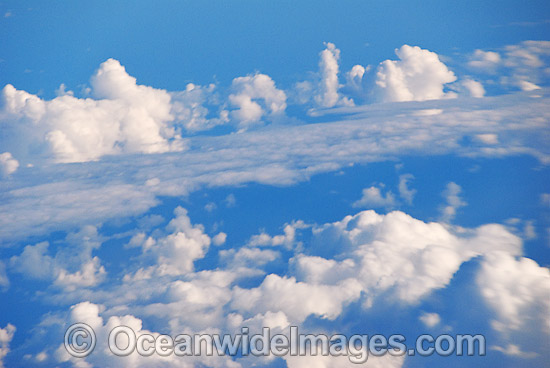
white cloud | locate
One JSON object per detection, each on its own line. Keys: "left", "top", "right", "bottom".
{"left": 212, "top": 232, "right": 227, "bottom": 246}
{"left": 419, "top": 312, "right": 441, "bottom": 328}
{"left": 128, "top": 207, "right": 211, "bottom": 276}
{"left": 229, "top": 73, "right": 287, "bottom": 127}
{"left": 0, "top": 152, "right": 18, "bottom": 176}
{"left": 468, "top": 49, "right": 502, "bottom": 71}
{"left": 314, "top": 42, "right": 352, "bottom": 108}
{"left": 440, "top": 182, "right": 466, "bottom": 222}
{"left": 1, "top": 59, "right": 185, "bottom": 163}
{"left": 352, "top": 185, "right": 396, "bottom": 209}
{"left": 295, "top": 42, "right": 353, "bottom": 108}
{"left": 3, "top": 204, "right": 541, "bottom": 366}
{"left": 398, "top": 174, "right": 416, "bottom": 205}
{"left": 220, "top": 247, "right": 280, "bottom": 269}
{"left": 460, "top": 79, "right": 486, "bottom": 97}
{"left": 10, "top": 241, "right": 54, "bottom": 279}
{"left": 55, "top": 301, "right": 238, "bottom": 368}
{"left": 372, "top": 45, "right": 457, "bottom": 102}
{"left": 171, "top": 83, "right": 229, "bottom": 132}
{"left": 491, "top": 344, "right": 539, "bottom": 359}
{"left": 300, "top": 210, "right": 521, "bottom": 305}
{"left": 344, "top": 64, "right": 368, "bottom": 100}
{"left": 10, "top": 227, "right": 107, "bottom": 292}
{"left": 0, "top": 324, "right": 15, "bottom": 368}
{"left": 248, "top": 221, "right": 306, "bottom": 249}
{"left": 231, "top": 274, "right": 363, "bottom": 323}
{"left": 1, "top": 41, "right": 549, "bottom": 368}
{"left": 477, "top": 251, "right": 550, "bottom": 334}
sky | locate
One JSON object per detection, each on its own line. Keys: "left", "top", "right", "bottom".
{"left": 0, "top": 1, "right": 549, "bottom": 367}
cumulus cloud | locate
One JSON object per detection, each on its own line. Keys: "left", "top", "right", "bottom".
{"left": 477, "top": 251, "right": 550, "bottom": 334}
{"left": 344, "top": 64, "right": 368, "bottom": 100}
{"left": 1, "top": 39, "right": 549, "bottom": 368}
{"left": 302, "top": 210, "right": 521, "bottom": 305}
{"left": 419, "top": 312, "right": 441, "bottom": 328}
{"left": 294, "top": 42, "right": 352, "bottom": 108}
{"left": 0, "top": 152, "right": 18, "bottom": 176}
{"left": 398, "top": 174, "right": 416, "bottom": 205}
{"left": 220, "top": 247, "right": 280, "bottom": 269}
{"left": 55, "top": 301, "right": 238, "bottom": 368}
{"left": 10, "top": 226, "right": 106, "bottom": 292}
{"left": 314, "top": 43, "right": 353, "bottom": 107}
{"left": 212, "top": 232, "right": 227, "bottom": 246}
{"left": 352, "top": 185, "right": 396, "bottom": 209}
{"left": 126, "top": 207, "right": 211, "bottom": 277}
{"left": 440, "top": 182, "right": 466, "bottom": 222}
{"left": 171, "top": 83, "right": 229, "bottom": 132}
{"left": 229, "top": 73, "right": 286, "bottom": 127}
{"left": 248, "top": 221, "right": 306, "bottom": 249}
{"left": 0, "top": 324, "right": 15, "bottom": 368}
{"left": 459, "top": 79, "right": 486, "bottom": 97}
{"left": 372, "top": 45, "right": 457, "bottom": 102}
{"left": 1, "top": 59, "right": 185, "bottom": 163}
{"left": 231, "top": 274, "right": 363, "bottom": 323}
{"left": 4, "top": 203, "right": 545, "bottom": 366}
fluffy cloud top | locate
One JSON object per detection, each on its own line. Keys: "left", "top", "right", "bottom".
{"left": 302, "top": 210, "right": 521, "bottom": 304}
{"left": 232, "top": 274, "right": 363, "bottom": 323}
{"left": 314, "top": 42, "right": 351, "bottom": 108}
{"left": 229, "top": 73, "right": 287, "bottom": 127}
{"left": 10, "top": 226, "right": 106, "bottom": 292}
{"left": 477, "top": 251, "right": 550, "bottom": 334}
{"left": 5, "top": 203, "right": 548, "bottom": 367}
{"left": 171, "top": 83, "right": 229, "bottom": 132}
{"left": 1, "top": 59, "right": 185, "bottom": 163}
{"left": 372, "top": 45, "right": 457, "bottom": 102}
{"left": 294, "top": 42, "right": 353, "bottom": 108}
{"left": 352, "top": 185, "right": 396, "bottom": 209}
{"left": 0, "top": 152, "right": 18, "bottom": 176}
{"left": 126, "top": 207, "right": 212, "bottom": 277}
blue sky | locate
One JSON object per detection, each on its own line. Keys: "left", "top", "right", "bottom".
{"left": 0, "top": 1, "right": 549, "bottom": 367}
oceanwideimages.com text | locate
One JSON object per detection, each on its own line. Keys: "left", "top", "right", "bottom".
{"left": 65, "top": 323, "right": 486, "bottom": 363}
